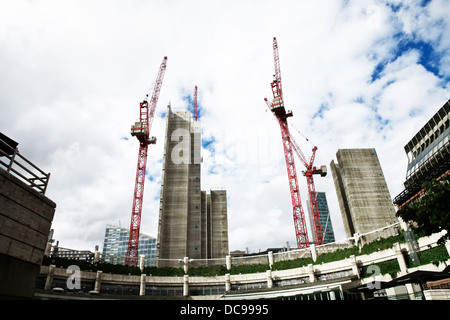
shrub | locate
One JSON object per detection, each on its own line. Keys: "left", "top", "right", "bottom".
{"left": 360, "top": 259, "right": 401, "bottom": 278}
{"left": 315, "top": 246, "right": 360, "bottom": 264}
{"left": 229, "top": 263, "right": 270, "bottom": 275}
{"left": 142, "top": 266, "right": 184, "bottom": 277}
{"left": 188, "top": 265, "right": 228, "bottom": 277}
{"left": 272, "top": 257, "right": 313, "bottom": 271}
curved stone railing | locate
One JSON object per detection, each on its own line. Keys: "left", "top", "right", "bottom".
{"left": 38, "top": 230, "right": 450, "bottom": 298}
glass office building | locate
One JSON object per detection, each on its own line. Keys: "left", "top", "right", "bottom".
{"left": 307, "top": 192, "right": 336, "bottom": 244}
{"left": 102, "top": 224, "right": 157, "bottom": 266}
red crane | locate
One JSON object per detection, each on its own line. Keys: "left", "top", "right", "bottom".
{"left": 264, "top": 37, "right": 309, "bottom": 248}
{"left": 193, "top": 85, "right": 198, "bottom": 121}
{"left": 289, "top": 134, "right": 327, "bottom": 245}
{"left": 125, "top": 56, "right": 168, "bottom": 266}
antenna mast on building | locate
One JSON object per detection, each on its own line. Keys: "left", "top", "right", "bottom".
{"left": 193, "top": 85, "right": 198, "bottom": 121}
{"left": 125, "top": 56, "right": 167, "bottom": 266}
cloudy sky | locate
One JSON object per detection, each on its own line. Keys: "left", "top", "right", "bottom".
{"left": 1, "top": 0, "right": 449, "bottom": 254}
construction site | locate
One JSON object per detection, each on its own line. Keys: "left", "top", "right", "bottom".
{"left": 1, "top": 37, "right": 450, "bottom": 301}
{"left": 120, "top": 37, "right": 400, "bottom": 266}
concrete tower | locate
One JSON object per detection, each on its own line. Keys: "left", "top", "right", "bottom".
{"left": 156, "top": 105, "right": 228, "bottom": 267}
{"left": 330, "top": 148, "right": 397, "bottom": 239}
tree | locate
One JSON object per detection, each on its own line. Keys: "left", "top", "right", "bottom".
{"left": 397, "top": 174, "right": 450, "bottom": 245}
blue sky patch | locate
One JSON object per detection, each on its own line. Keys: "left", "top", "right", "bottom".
{"left": 202, "top": 136, "right": 216, "bottom": 150}
{"left": 371, "top": 31, "right": 444, "bottom": 82}
{"left": 312, "top": 103, "right": 329, "bottom": 119}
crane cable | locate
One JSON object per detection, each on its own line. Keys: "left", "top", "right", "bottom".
{"left": 288, "top": 121, "right": 314, "bottom": 147}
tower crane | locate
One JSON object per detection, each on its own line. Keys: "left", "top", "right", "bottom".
{"left": 264, "top": 38, "right": 309, "bottom": 248}
{"left": 264, "top": 37, "right": 327, "bottom": 247}
{"left": 289, "top": 133, "right": 327, "bottom": 245}
{"left": 125, "top": 56, "right": 168, "bottom": 266}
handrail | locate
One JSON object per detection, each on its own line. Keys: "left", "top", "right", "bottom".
{"left": 0, "top": 137, "right": 51, "bottom": 195}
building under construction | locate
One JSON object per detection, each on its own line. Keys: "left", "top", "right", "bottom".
{"left": 156, "top": 104, "right": 228, "bottom": 267}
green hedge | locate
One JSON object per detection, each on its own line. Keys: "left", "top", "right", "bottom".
{"left": 416, "top": 245, "right": 450, "bottom": 267}
{"left": 229, "top": 263, "right": 270, "bottom": 275}
{"left": 143, "top": 266, "right": 184, "bottom": 277}
{"left": 360, "top": 234, "right": 405, "bottom": 255}
{"left": 315, "top": 246, "right": 360, "bottom": 264}
{"left": 360, "top": 259, "right": 401, "bottom": 278}
{"left": 187, "top": 265, "right": 228, "bottom": 277}
{"left": 272, "top": 257, "right": 313, "bottom": 271}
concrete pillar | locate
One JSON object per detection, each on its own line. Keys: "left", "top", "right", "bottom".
{"left": 445, "top": 239, "right": 450, "bottom": 257}
{"left": 310, "top": 244, "right": 317, "bottom": 262}
{"left": 183, "top": 257, "right": 189, "bottom": 274}
{"left": 139, "top": 255, "right": 145, "bottom": 272}
{"left": 225, "top": 273, "right": 231, "bottom": 292}
{"left": 266, "top": 270, "right": 273, "bottom": 289}
{"left": 94, "top": 250, "right": 100, "bottom": 264}
{"left": 44, "top": 265, "right": 56, "bottom": 290}
{"left": 183, "top": 275, "right": 189, "bottom": 297}
{"left": 349, "top": 255, "right": 360, "bottom": 279}
{"left": 94, "top": 270, "right": 102, "bottom": 292}
{"left": 353, "top": 233, "right": 361, "bottom": 247}
{"left": 226, "top": 255, "right": 231, "bottom": 270}
{"left": 394, "top": 242, "right": 408, "bottom": 274}
{"left": 398, "top": 217, "right": 409, "bottom": 232}
{"left": 307, "top": 264, "right": 316, "bottom": 283}
{"left": 268, "top": 251, "right": 274, "bottom": 269}
{"left": 44, "top": 242, "right": 52, "bottom": 257}
{"left": 140, "top": 274, "right": 146, "bottom": 296}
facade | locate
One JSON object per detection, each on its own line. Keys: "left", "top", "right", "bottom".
{"left": 307, "top": 192, "right": 335, "bottom": 244}
{"left": 206, "top": 190, "right": 229, "bottom": 258}
{"left": 157, "top": 105, "right": 228, "bottom": 267}
{"left": 394, "top": 99, "right": 450, "bottom": 209}
{"left": 102, "top": 224, "right": 157, "bottom": 266}
{"left": 330, "top": 148, "right": 397, "bottom": 238}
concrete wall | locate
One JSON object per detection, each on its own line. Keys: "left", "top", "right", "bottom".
{"left": 209, "top": 190, "right": 228, "bottom": 259}
{"left": 0, "top": 168, "right": 56, "bottom": 299}
{"left": 424, "top": 289, "right": 450, "bottom": 300}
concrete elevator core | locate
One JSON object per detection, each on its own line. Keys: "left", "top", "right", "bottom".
{"left": 156, "top": 105, "right": 228, "bottom": 267}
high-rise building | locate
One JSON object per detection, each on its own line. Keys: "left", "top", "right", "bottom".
{"left": 205, "top": 190, "right": 229, "bottom": 258}
{"left": 157, "top": 105, "right": 228, "bottom": 267}
{"left": 306, "top": 192, "right": 335, "bottom": 244}
{"left": 102, "top": 224, "right": 157, "bottom": 266}
{"left": 330, "top": 148, "right": 397, "bottom": 238}
{"left": 394, "top": 99, "right": 450, "bottom": 209}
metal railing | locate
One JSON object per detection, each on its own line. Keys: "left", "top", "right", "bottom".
{"left": 0, "top": 137, "right": 51, "bottom": 195}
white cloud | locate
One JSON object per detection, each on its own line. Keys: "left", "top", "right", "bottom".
{"left": 1, "top": 0, "right": 449, "bottom": 253}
